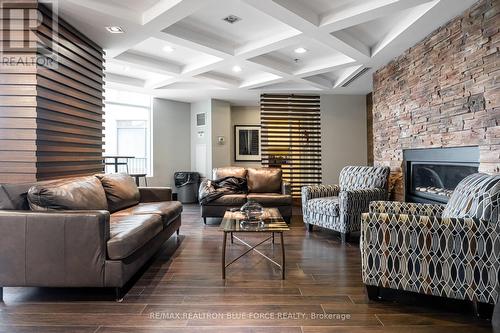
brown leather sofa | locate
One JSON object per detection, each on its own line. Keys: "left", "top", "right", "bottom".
{"left": 0, "top": 173, "right": 182, "bottom": 302}
{"left": 200, "top": 167, "right": 292, "bottom": 223}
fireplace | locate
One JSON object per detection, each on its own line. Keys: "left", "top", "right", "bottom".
{"left": 403, "top": 146, "right": 479, "bottom": 204}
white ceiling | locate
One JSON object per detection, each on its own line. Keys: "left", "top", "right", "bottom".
{"left": 58, "top": 0, "right": 476, "bottom": 105}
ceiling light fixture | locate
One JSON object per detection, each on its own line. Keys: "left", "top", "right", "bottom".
{"left": 162, "top": 45, "right": 174, "bottom": 53}
{"left": 222, "top": 15, "right": 242, "bottom": 24}
{"left": 105, "top": 26, "right": 124, "bottom": 34}
{"left": 294, "top": 47, "right": 307, "bottom": 54}
{"left": 232, "top": 65, "right": 242, "bottom": 73}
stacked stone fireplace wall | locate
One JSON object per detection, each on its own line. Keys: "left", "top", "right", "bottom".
{"left": 371, "top": 0, "right": 499, "bottom": 201}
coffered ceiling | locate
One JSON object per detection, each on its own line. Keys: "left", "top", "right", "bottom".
{"left": 58, "top": 0, "right": 476, "bottom": 105}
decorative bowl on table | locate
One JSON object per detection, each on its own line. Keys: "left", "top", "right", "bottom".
{"left": 239, "top": 201, "right": 265, "bottom": 228}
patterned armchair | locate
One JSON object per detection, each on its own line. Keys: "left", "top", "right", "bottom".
{"left": 301, "top": 166, "right": 390, "bottom": 242}
{"left": 361, "top": 173, "right": 500, "bottom": 310}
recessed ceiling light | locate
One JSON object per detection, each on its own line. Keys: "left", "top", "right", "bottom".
{"left": 106, "top": 26, "right": 124, "bottom": 34}
{"left": 222, "top": 15, "right": 242, "bottom": 24}
{"left": 232, "top": 65, "right": 242, "bottom": 73}
{"left": 294, "top": 47, "right": 307, "bottom": 54}
{"left": 162, "top": 45, "right": 174, "bottom": 53}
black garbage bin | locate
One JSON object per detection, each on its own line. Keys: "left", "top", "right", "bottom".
{"left": 174, "top": 172, "right": 200, "bottom": 203}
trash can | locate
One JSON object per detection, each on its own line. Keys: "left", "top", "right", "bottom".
{"left": 174, "top": 172, "right": 200, "bottom": 203}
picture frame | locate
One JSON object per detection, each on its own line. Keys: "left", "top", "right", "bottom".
{"left": 234, "top": 125, "right": 261, "bottom": 162}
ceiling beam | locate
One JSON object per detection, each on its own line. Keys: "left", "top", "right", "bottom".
{"left": 333, "top": 65, "right": 364, "bottom": 88}
{"left": 371, "top": 0, "right": 439, "bottom": 56}
{"left": 319, "top": 0, "right": 436, "bottom": 32}
{"left": 64, "top": 0, "right": 140, "bottom": 23}
{"left": 195, "top": 72, "right": 241, "bottom": 89}
{"left": 105, "top": 73, "right": 146, "bottom": 87}
{"left": 243, "top": 0, "right": 370, "bottom": 62}
{"left": 114, "top": 51, "right": 182, "bottom": 75}
{"left": 107, "top": 0, "right": 218, "bottom": 58}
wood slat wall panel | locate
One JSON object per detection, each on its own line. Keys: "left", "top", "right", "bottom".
{"left": 35, "top": 3, "right": 104, "bottom": 180}
{"left": 260, "top": 94, "right": 322, "bottom": 198}
{"left": 0, "top": 1, "right": 104, "bottom": 183}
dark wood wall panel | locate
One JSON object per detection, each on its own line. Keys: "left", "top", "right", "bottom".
{"left": 0, "top": 1, "right": 105, "bottom": 183}
{"left": 0, "top": 1, "right": 38, "bottom": 183}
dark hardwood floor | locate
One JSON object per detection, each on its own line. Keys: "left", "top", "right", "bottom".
{"left": 0, "top": 204, "right": 493, "bottom": 332}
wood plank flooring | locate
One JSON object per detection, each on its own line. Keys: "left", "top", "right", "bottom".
{"left": 0, "top": 204, "right": 493, "bottom": 332}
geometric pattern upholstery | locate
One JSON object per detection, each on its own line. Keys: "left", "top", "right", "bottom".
{"left": 442, "top": 173, "right": 500, "bottom": 223}
{"left": 307, "top": 196, "right": 340, "bottom": 217}
{"left": 302, "top": 166, "right": 390, "bottom": 234}
{"left": 339, "top": 165, "right": 391, "bottom": 191}
{"left": 369, "top": 200, "right": 445, "bottom": 217}
{"left": 361, "top": 201, "right": 500, "bottom": 304}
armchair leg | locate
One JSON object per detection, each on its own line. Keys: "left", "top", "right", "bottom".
{"left": 472, "top": 301, "right": 493, "bottom": 319}
{"left": 0, "top": 287, "right": 3, "bottom": 302}
{"left": 176, "top": 228, "right": 180, "bottom": 236}
{"left": 341, "top": 232, "right": 350, "bottom": 243}
{"left": 203, "top": 217, "right": 207, "bottom": 225}
{"left": 493, "top": 301, "right": 500, "bottom": 330}
{"left": 365, "top": 285, "right": 381, "bottom": 301}
{"left": 307, "top": 223, "right": 313, "bottom": 232}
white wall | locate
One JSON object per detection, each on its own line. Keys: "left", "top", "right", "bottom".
{"left": 190, "top": 100, "right": 212, "bottom": 178}
{"left": 148, "top": 98, "right": 191, "bottom": 189}
{"left": 211, "top": 99, "right": 232, "bottom": 169}
{"left": 230, "top": 106, "right": 262, "bottom": 168}
{"left": 320, "top": 95, "right": 367, "bottom": 184}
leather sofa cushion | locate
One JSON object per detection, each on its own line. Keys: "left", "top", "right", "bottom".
{"left": 0, "top": 183, "right": 34, "bottom": 210}
{"left": 27, "top": 176, "right": 108, "bottom": 211}
{"left": 306, "top": 196, "right": 340, "bottom": 217}
{"left": 108, "top": 214, "right": 163, "bottom": 260}
{"left": 213, "top": 167, "right": 247, "bottom": 180}
{"left": 247, "top": 193, "right": 292, "bottom": 206}
{"left": 96, "top": 173, "right": 140, "bottom": 213}
{"left": 247, "top": 168, "right": 282, "bottom": 193}
{"left": 112, "top": 201, "right": 183, "bottom": 227}
{"left": 204, "top": 194, "right": 247, "bottom": 206}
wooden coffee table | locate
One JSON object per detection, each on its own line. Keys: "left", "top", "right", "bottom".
{"left": 219, "top": 208, "right": 290, "bottom": 280}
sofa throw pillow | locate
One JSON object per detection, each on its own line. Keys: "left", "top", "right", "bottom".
{"left": 96, "top": 173, "right": 140, "bottom": 213}
{"left": 442, "top": 173, "right": 500, "bottom": 223}
{"left": 28, "top": 176, "right": 108, "bottom": 211}
{"left": 247, "top": 168, "right": 282, "bottom": 193}
{"left": 0, "top": 183, "right": 34, "bottom": 210}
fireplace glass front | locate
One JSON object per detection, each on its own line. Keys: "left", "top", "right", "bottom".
{"left": 410, "top": 163, "right": 478, "bottom": 203}
{"left": 404, "top": 146, "right": 479, "bottom": 204}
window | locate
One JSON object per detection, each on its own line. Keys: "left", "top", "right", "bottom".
{"left": 104, "top": 90, "right": 152, "bottom": 175}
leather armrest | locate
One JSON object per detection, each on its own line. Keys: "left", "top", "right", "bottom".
{"left": 139, "top": 187, "right": 172, "bottom": 202}
{"left": 0, "top": 210, "right": 109, "bottom": 287}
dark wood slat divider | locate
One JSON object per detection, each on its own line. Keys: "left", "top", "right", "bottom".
{"left": 0, "top": 1, "right": 104, "bottom": 183}
{"left": 260, "top": 94, "right": 322, "bottom": 198}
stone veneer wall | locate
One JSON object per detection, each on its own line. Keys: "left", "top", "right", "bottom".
{"left": 371, "top": 0, "right": 499, "bottom": 201}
